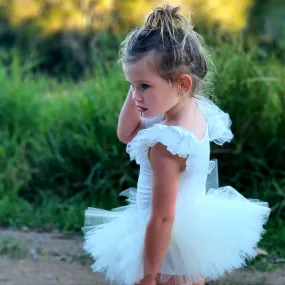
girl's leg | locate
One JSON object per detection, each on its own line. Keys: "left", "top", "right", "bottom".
{"left": 156, "top": 274, "right": 205, "bottom": 285}
{"left": 193, "top": 277, "right": 205, "bottom": 285}
{"left": 155, "top": 274, "right": 175, "bottom": 285}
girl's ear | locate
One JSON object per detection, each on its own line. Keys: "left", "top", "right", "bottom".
{"left": 177, "top": 74, "right": 192, "bottom": 95}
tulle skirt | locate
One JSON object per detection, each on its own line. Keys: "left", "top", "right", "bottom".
{"left": 82, "top": 186, "right": 270, "bottom": 285}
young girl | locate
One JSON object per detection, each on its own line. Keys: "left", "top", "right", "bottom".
{"left": 82, "top": 4, "right": 270, "bottom": 285}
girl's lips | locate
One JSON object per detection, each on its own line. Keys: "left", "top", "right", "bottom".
{"left": 137, "top": 107, "right": 148, "bottom": 112}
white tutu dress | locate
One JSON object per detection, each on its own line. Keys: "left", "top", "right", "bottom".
{"left": 82, "top": 95, "right": 270, "bottom": 285}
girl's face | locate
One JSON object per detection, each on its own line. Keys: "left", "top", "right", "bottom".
{"left": 122, "top": 52, "right": 180, "bottom": 119}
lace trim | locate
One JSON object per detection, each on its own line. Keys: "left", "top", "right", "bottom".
{"left": 195, "top": 95, "right": 234, "bottom": 145}
{"left": 126, "top": 124, "right": 203, "bottom": 165}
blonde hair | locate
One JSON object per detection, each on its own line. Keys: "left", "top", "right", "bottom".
{"left": 119, "top": 4, "right": 214, "bottom": 97}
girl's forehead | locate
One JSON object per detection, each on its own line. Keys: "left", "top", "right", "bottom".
{"left": 123, "top": 52, "right": 159, "bottom": 80}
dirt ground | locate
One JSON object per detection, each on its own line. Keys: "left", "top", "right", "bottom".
{"left": 0, "top": 228, "right": 284, "bottom": 285}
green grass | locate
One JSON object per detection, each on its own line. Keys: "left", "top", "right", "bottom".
{"left": 72, "top": 253, "right": 93, "bottom": 266}
{"left": 0, "top": 237, "right": 28, "bottom": 259}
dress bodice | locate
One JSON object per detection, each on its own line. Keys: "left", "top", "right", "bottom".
{"left": 126, "top": 95, "right": 234, "bottom": 211}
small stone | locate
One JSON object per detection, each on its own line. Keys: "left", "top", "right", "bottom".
{"left": 29, "top": 248, "right": 38, "bottom": 262}
{"left": 21, "top": 226, "right": 29, "bottom": 231}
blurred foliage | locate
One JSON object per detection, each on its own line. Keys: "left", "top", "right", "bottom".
{"left": 0, "top": 1, "right": 284, "bottom": 240}
{"left": 0, "top": 0, "right": 113, "bottom": 34}
{"left": 0, "top": 0, "right": 253, "bottom": 33}
{"left": 0, "top": 37, "right": 284, "bottom": 232}
{"left": 245, "top": 0, "right": 285, "bottom": 59}
{"left": 1, "top": 0, "right": 284, "bottom": 78}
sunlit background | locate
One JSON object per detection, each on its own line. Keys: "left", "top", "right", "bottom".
{"left": 0, "top": 0, "right": 284, "bottom": 279}
{"left": 0, "top": 0, "right": 283, "bottom": 77}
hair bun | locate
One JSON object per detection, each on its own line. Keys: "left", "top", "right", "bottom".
{"left": 119, "top": 3, "right": 210, "bottom": 93}
{"left": 143, "top": 4, "right": 186, "bottom": 37}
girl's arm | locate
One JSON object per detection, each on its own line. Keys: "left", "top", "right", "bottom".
{"left": 117, "top": 87, "right": 143, "bottom": 144}
{"left": 142, "top": 143, "right": 182, "bottom": 281}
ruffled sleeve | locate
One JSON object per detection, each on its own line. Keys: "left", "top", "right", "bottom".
{"left": 126, "top": 124, "right": 197, "bottom": 165}
{"left": 195, "top": 95, "right": 234, "bottom": 145}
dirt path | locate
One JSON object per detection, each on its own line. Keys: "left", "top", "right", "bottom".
{"left": 0, "top": 228, "right": 284, "bottom": 285}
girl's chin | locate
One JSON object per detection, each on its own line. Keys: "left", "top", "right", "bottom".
{"left": 140, "top": 111, "right": 149, "bottom": 116}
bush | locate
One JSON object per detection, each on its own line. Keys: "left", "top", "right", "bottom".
{"left": 211, "top": 39, "right": 285, "bottom": 214}
{"left": 0, "top": 57, "right": 134, "bottom": 230}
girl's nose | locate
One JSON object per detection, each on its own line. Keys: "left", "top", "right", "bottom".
{"left": 131, "top": 88, "right": 142, "bottom": 102}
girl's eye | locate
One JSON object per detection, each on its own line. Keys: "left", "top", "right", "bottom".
{"left": 141, "top": 84, "right": 150, "bottom": 90}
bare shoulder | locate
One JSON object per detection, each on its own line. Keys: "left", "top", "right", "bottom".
{"left": 148, "top": 143, "right": 187, "bottom": 174}
{"left": 149, "top": 142, "right": 181, "bottom": 164}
